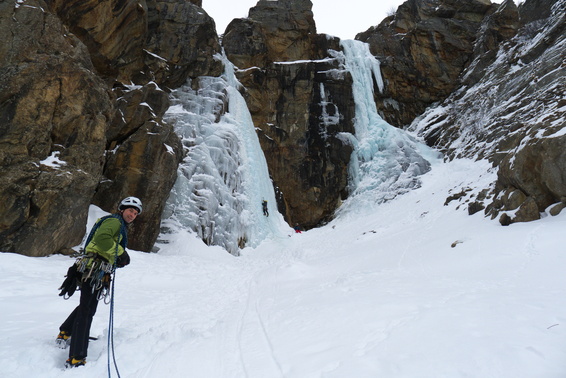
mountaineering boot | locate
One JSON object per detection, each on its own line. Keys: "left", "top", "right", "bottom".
{"left": 55, "top": 331, "right": 70, "bottom": 349}
{"left": 65, "top": 357, "right": 86, "bottom": 368}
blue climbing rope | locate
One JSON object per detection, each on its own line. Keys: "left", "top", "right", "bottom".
{"left": 107, "top": 220, "right": 126, "bottom": 378}
{"left": 107, "top": 269, "right": 121, "bottom": 378}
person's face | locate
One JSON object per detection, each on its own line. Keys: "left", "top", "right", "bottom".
{"left": 122, "top": 208, "right": 139, "bottom": 224}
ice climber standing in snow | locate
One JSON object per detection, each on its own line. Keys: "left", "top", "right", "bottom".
{"left": 56, "top": 197, "right": 142, "bottom": 368}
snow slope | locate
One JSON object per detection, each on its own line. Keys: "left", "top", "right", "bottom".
{"left": 2, "top": 157, "right": 566, "bottom": 378}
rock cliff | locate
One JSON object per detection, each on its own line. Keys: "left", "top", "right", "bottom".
{"left": 0, "top": 0, "right": 220, "bottom": 255}
{"left": 357, "top": 0, "right": 497, "bottom": 127}
{"left": 410, "top": 0, "right": 566, "bottom": 225}
{"left": 0, "top": 1, "right": 111, "bottom": 256}
{"left": 1, "top": 0, "right": 564, "bottom": 256}
{"left": 223, "top": 0, "right": 356, "bottom": 228}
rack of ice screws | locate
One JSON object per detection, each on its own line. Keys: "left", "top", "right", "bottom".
{"left": 75, "top": 255, "right": 114, "bottom": 302}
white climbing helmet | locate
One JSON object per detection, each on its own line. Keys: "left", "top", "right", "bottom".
{"left": 119, "top": 196, "right": 143, "bottom": 214}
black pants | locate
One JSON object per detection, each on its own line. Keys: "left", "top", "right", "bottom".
{"left": 60, "top": 282, "right": 100, "bottom": 359}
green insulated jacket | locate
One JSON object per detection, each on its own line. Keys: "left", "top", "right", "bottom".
{"left": 85, "top": 217, "right": 126, "bottom": 265}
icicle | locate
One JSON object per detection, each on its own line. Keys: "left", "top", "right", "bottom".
{"left": 319, "top": 83, "right": 341, "bottom": 141}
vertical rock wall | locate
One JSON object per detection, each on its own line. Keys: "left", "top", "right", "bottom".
{"left": 1, "top": 0, "right": 222, "bottom": 255}
{"left": 223, "top": 0, "right": 356, "bottom": 228}
{"left": 410, "top": 0, "right": 566, "bottom": 225}
{"left": 357, "top": 0, "right": 495, "bottom": 127}
{"left": 0, "top": 0, "right": 112, "bottom": 256}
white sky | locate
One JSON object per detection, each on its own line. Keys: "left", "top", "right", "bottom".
{"left": 203, "top": 0, "right": 408, "bottom": 40}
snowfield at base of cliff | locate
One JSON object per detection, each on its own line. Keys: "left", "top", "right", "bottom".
{"left": 2, "top": 157, "right": 566, "bottom": 378}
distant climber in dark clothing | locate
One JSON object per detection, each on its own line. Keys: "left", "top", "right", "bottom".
{"left": 262, "top": 200, "right": 269, "bottom": 216}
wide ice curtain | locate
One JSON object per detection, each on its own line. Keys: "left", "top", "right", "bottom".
{"left": 162, "top": 41, "right": 437, "bottom": 251}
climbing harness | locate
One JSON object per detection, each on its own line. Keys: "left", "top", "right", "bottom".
{"left": 76, "top": 255, "right": 114, "bottom": 298}
{"left": 58, "top": 255, "right": 113, "bottom": 300}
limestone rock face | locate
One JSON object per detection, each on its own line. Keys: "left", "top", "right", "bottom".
{"left": 144, "top": 0, "right": 224, "bottom": 88}
{"left": 463, "top": 0, "right": 520, "bottom": 86}
{"left": 45, "top": 0, "right": 222, "bottom": 86}
{"left": 1, "top": 0, "right": 220, "bottom": 255}
{"left": 93, "top": 83, "right": 183, "bottom": 251}
{"left": 46, "top": 0, "right": 221, "bottom": 252}
{"left": 223, "top": 0, "right": 318, "bottom": 68}
{"left": 0, "top": 0, "right": 112, "bottom": 256}
{"left": 45, "top": 0, "right": 147, "bottom": 82}
{"left": 518, "top": 0, "right": 556, "bottom": 26}
{"left": 410, "top": 0, "right": 565, "bottom": 225}
{"left": 357, "top": 0, "right": 495, "bottom": 127}
{"left": 222, "top": 19, "right": 269, "bottom": 69}
{"left": 223, "top": 0, "right": 356, "bottom": 228}
{"left": 494, "top": 135, "right": 566, "bottom": 223}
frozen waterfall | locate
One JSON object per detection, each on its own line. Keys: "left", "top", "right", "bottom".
{"left": 337, "top": 40, "right": 439, "bottom": 216}
{"left": 161, "top": 54, "right": 288, "bottom": 255}
{"left": 160, "top": 41, "right": 438, "bottom": 254}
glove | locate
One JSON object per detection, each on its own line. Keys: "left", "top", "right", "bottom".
{"left": 58, "top": 264, "right": 81, "bottom": 298}
{"left": 116, "top": 250, "right": 130, "bottom": 268}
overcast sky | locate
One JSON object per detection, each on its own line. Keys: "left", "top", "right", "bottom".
{"left": 203, "top": 0, "right": 408, "bottom": 40}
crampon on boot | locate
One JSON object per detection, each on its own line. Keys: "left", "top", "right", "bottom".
{"left": 65, "top": 357, "right": 86, "bottom": 368}
{"left": 55, "top": 331, "right": 70, "bottom": 349}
